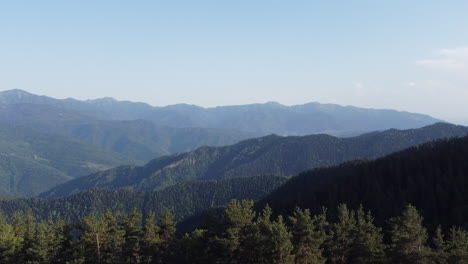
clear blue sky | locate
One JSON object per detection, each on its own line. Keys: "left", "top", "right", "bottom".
{"left": 1, "top": 1, "right": 468, "bottom": 123}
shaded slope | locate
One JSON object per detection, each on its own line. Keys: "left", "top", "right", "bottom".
{"left": 260, "top": 135, "right": 468, "bottom": 229}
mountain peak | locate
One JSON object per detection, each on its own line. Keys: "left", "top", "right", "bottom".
{"left": 265, "top": 101, "right": 281, "bottom": 105}
{"left": 0, "top": 89, "right": 34, "bottom": 97}
{"left": 88, "top": 97, "right": 117, "bottom": 103}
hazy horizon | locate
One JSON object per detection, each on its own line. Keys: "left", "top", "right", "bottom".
{"left": 1, "top": 1, "right": 468, "bottom": 124}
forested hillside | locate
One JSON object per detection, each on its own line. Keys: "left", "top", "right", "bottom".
{"left": 0, "top": 124, "right": 131, "bottom": 196}
{"left": 41, "top": 122, "right": 468, "bottom": 198}
{"left": 0, "top": 175, "right": 287, "bottom": 223}
{"left": 260, "top": 135, "right": 468, "bottom": 230}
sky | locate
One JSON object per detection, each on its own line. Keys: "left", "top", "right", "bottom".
{"left": 1, "top": 1, "right": 468, "bottom": 124}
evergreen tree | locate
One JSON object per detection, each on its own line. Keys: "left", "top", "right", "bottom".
{"left": 79, "top": 213, "right": 104, "bottom": 264}
{"left": 215, "top": 200, "right": 256, "bottom": 263}
{"left": 122, "top": 209, "right": 143, "bottom": 263}
{"left": 179, "top": 229, "right": 208, "bottom": 264}
{"left": 446, "top": 226, "right": 468, "bottom": 264}
{"left": 240, "top": 204, "right": 273, "bottom": 264}
{"left": 19, "top": 209, "right": 37, "bottom": 263}
{"left": 0, "top": 221, "right": 22, "bottom": 263}
{"left": 327, "top": 204, "right": 356, "bottom": 264}
{"left": 270, "top": 215, "right": 295, "bottom": 264}
{"left": 100, "top": 210, "right": 125, "bottom": 263}
{"left": 348, "top": 206, "right": 385, "bottom": 263}
{"left": 289, "top": 207, "right": 326, "bottom": 264}
{"left": 389, "top": 204, "right": 430, "bottom": 264}
{"left": 142, "top": 211, "right": 160, "bottom": 264}
{"left": 431, "top": 226, "right": 448, "bottom": 264}
{"left": 28, "top": 221, "right": 54, "bottom": 263}
{"left": 157, "top": 209, "right": 177, "bottom": 264}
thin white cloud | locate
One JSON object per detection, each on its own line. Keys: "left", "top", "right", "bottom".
{"left": 417, "top": 47, "right": 468, "bottom": 73}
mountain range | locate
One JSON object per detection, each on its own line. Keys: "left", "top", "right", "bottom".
{"left": 40, "top": 122, "right": 468, "bottom": 198}
{"left": 3, "top": 127, "right": 468, "bottom": 233}
{"left": 0, "top": 89, "right": 445, "bottom": 197}
{"left": 1, "top": 89, "right": 467, "bottom": 234}
{"left": 0, "top": 89, "right": 441, "bottom": 136}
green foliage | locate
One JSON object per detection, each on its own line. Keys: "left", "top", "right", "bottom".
{"left": 446, "top": 227, "right": 468, "bottom": 264}
{"left": 389, "top": 205, "right": 430, "bottom": 263}
{"left": 349, "top": 206, "right": 385, "bottom": 263}
{"left": 289, "top": 207, "right": 326, "bottom": 264}
{"left": 327, "top": 204, "right": 356, "bottom": 264}
{"left": 431, "top": 226, "right": 448, "bottom": 264}
{"left": 121, "top": 209, "right": 143, "bottom": 263}
{"left": 0, "top": 202, "right": 468, "bottom": 263}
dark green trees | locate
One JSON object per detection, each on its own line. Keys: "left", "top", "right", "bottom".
{"left": 121, "top": 210, "right": 143, "bottom": 263}
{"left": 389, "top": 204, "right": 430, "bottom": 263}
{"left": 289, "top": 207, "right": 326, "bottom": 264}
{"left": 1, "top": 202, "right": 468, "bottom": 263}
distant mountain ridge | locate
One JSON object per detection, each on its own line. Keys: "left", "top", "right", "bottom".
{"left": 0, "top": 89, "right": 442, "bottom": 136}
{"left": 0, "top": 123, "right": 131, "bottom": 196}
{"left": 40, "top": 122, "right": 468, "bottom": 199}
{"left": 0, "top": 99, "right": 254, "bottom": 162}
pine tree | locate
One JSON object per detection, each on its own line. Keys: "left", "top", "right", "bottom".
{"left": 19, "top": 209, "right": 37, "bottom": 263}
{"left": 142, "top": 211, "right": 160, "bottom": 264}
{"left": 216, "top": 200, "right": 256, "bottom": 263}
{"left": 327, "top": 204, "right": 356, "bottom": 264}
{"left": 180, "top": 229, "right": 208, "bottom": 264}
{"left": 0, "top": 221, "right": 22, "bottom": 263}
{"left": 289, "top": 207, "right": 326, "bottom": 264}
{"left": 122, "top": 209, "right": 143, "bottom": 263}
{"left": 240, "top": 204, "right": 273, "bottom": 264}
{"left": 157, "top": 209, "right": 177, "bottom": 264}
{"left": 389, "top": 204, "right": 430, "bottom": 264}
{"left": 270, "top": 215, "right": 295, "bottom": 264}
{"left": 29, "top": 221, "right": 54, "bottom": 263}
{"left": 431, "top": 226, "right": 448, "bottom": 264}
{"left": 100, "top": 210, "right": 125, "bottom": 263}
{"left": 11, "top": 211, "right": 26, "bottom": 239}
{"left": 348, "top": 206, "right": 385, "bottom": 263}
{"left": 446, "top": 226, "right": 468, "bottom": 264}
{"left": 79, "top": 213, "right": 104, "bottom": 263}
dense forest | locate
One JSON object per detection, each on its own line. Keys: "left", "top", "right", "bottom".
{"left": 1, "top": 201, "right": 468, "bottom": 264}
{"left": 261, "top": 136, "right": 468, "bottom": 230}
{"left": 0, "top": 175, "right": 287, "bottom": 225}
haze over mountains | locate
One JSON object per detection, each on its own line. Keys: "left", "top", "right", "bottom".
{"left": 0, "top": 89, "right": 441, "bottom": 136}
{"left": 0, "top": 89, "right": 464, "bottom": 224}
{"left": 0, "top": 89, "right": 445, "bottom": 196}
